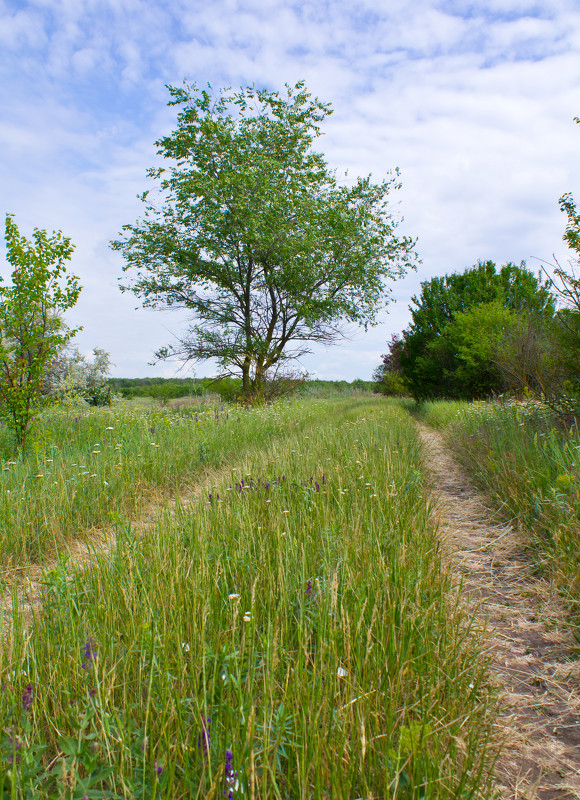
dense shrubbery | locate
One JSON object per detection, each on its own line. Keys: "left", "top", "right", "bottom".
{"left": 381, "top": 260, "right": 554, "bottom": 402}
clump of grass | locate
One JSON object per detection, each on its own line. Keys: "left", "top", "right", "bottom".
{"left": 419, "top": 399, "right": 580, "bottom": 603}
{"left": 0, "top": 397, "right": 496, "bottom": 798}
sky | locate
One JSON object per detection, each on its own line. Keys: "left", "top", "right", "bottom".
{"left": 1, "top": 0, "right": 580, "bottom": 381}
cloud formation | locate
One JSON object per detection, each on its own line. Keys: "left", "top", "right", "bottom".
{"left": 1, "top": 0, "right": 580, "bottom": 378}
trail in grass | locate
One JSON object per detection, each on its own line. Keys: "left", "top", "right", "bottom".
{"left": 418, "top": 423, "right": 580, "bottom": 800}
{"left": 0, "top": 460, "right": 235, "bottom": 623}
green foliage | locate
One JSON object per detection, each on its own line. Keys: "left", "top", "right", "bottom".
{"left": 399, "top": 260, "right": 554, "bottom": 400}
{"left": 204, "top": 376, "right": 242, "bottom": 402}
{"left": 109, "top": 377, "right": 205, "bottom": 401}
{"left": 0, "top": 214, "right": 81, "bottom": 454}
{"left": 112, "top": 81, "right": 417, "bottom": 397}
{"left": 439, "top": 301, "right": 518, "bottom": 398}
{"left": 373, "top": 334, "right": 409, "bottom": 396}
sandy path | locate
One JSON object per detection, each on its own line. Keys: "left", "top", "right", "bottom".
{"left": 418, "top": 424, "right": 580, "bottom": 800}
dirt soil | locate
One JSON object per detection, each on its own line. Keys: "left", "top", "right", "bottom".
{"left": 418, "top": 424, "right": 580, "bottom": 800}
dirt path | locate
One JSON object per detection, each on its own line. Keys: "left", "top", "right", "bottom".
{"left": 418, "top": 424, "right": 580, "bottom": 800}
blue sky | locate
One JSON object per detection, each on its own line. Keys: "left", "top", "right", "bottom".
{"left": 2, "top": 0, "right": 580, "bottom": 379}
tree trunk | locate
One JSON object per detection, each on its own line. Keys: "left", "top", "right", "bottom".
{"left": 241, "top": 358, "right": 251, "bottom": 397}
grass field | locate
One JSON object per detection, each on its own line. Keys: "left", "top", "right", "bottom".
{"left": 417, "top": 399, "right": 580, "bottom": 605}
{"left": 0, "top": 396, "right": 496, "bottom": 798}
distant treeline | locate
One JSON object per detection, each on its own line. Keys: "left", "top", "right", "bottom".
{"left": 108, "top": 376, "right": 375, "bottom": 401}
{"left": 109, "top": 377, "right": 205, "bottom": 400}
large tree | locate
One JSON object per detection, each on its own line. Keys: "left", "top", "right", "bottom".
{"left": 112, "top": 81, "right": 417, "bottom": 397}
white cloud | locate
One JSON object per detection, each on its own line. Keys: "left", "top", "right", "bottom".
{"left": 1, "top": 0, "right": 579, "bottom": 379}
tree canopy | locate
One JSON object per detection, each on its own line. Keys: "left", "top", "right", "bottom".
{"left": 0, "top": 214, "right": 81, "bottom": 452}
{"left": 112, "top": 81, "right": 417, "bottom": 398}
{"left": 397, "top": 260, "right": 554, "bottom": 400}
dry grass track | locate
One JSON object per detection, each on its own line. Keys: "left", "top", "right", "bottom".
{"left": 418, "top": 424, "right": 580, "bottom": 800}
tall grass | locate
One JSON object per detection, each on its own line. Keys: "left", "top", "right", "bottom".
{"left": 419, "top": 399, "right": 580, "bottom": 602}
{"left": 0, "top": 398, "right": 496, "bottom": 799}
{"left": 0, "top": 399, "right": 348, "bottom": 566}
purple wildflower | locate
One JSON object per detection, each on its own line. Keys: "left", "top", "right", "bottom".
{"left": 89, "top": 689, "right": 97, "bottom": 698}
{"left": 224, "top": 749, "right": 238, "bottom": 799}
{"left": 154, "top": 760, "right": 163, "bottom": 776}
{"left": 306, "top": 580, "right": 313, "bottom": 598}
{"left": 198, "top": 717, "right": 211, "bottom": 759}
{"left": 21, "top": 684, "right": 34, "bottom": 712}
{"left": 81, "top": 641, "right": 97, "bottom": 670}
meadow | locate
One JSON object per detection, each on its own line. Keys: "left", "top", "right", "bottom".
{"left": 0, "top": 395, "right": 497, "bottom": 799}
{"left": 417, "top": 399, "right": 580, "bottom": 605}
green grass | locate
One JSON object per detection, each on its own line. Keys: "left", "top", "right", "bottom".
{"left": 0, "top": 398, "right": 351, "bottom": 566}
{"left": 0, "top": 397, "right": 496, "bottom": 799}
{"left": 418, "top": 399, "right": 580, "bottom": 603}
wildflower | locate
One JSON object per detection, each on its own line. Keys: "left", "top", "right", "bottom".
{"left": 243, "top": 613, "right": 252, "bottom": 622}
{"left": 182, "top": 642, "right": 190, "bottom": 652}
{"left": 105, "top": 426, "right": 114, "bottom": 430}
{"left": 228, "top": 594, "right": 241, "bottom": 601}
{"left": 306, "top": 580, "right": 313, "bottom": 597}
{"left": 198, "top": 717, "right": 211, "bottom": 759}
{"left": 154, "top": 760, "right": 163, "bottom": 776}
{"left": 89, "top": 689, "right": 97, "bottom": 698}
{"left": 81, "top": 641, "right": 97, "bottom": 670}
{"left": 21, "top": 684, "right": 34, "bottom": 711}
{"left": 337, "top": 667, "right": 348, "bottom": 678}
{"left": 224, "top": 749, "right": 238, "bottom": 799}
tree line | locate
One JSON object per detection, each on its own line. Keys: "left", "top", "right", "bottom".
{"left": 2, "top": 79, "right": 580, "bottom": 454}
